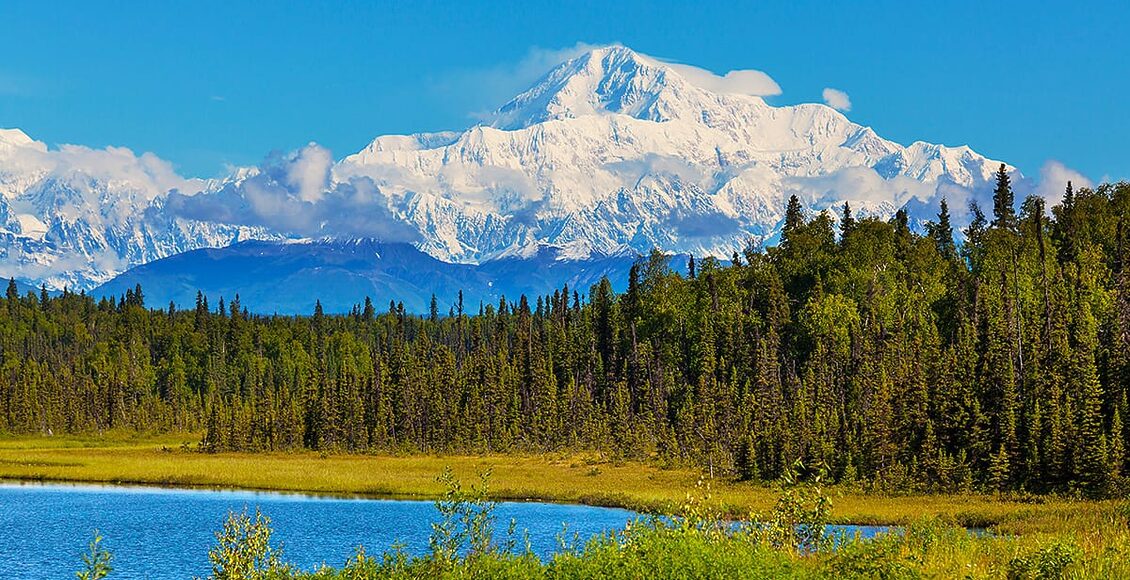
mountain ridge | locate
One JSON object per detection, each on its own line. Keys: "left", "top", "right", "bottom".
{"left": 2, "top": 45, "right": 1020, "bottom": 292}
{"left": 93, "top": 238, "right": 672, "bottom": 314}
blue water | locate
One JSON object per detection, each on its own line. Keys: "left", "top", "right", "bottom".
{"left": 0, "top": 481, "right": 898, "bottom": 579}
{"left": 0, "top": 481, "right": 639, "bottom": 579}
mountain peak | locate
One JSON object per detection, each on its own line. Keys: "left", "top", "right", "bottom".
{"left": 0, "top": 128, "right": 45, "bottom": 153}
{"left": 488, "top": 45, "right": 694, "bottom": 130}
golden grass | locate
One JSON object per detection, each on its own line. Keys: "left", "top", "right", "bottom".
{"left": 0, "top": 434, "right": 1119, "bottom": 536}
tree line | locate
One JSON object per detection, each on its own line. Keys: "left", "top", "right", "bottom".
{"left": 1, "top": 170, "right": 1128, "bottom": 495}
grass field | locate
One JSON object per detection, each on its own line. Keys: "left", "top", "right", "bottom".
{"left": 6, "top": 433, "right": 1130, "bottom": 578}
{"left": 0, "top": 433, "right": 1121, "bottom": 537}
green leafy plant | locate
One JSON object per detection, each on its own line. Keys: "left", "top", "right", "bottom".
{"left": 429, "top": 467, "right": 500, "bottom": 565}
{"left": 755, "top": 460, "right": 833, "bottom": 553}
{"left": 206, "top": 507, "right": 291, "bottom": 579}
{"left": 1007, "top": 541, "right": 1080, "bottom": 580}
{"left": 75, "top": 530, "right": 113, "bottom": 580}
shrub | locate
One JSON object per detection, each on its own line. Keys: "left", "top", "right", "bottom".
{"left": 207, "top": 507, "right": 291, "bottom": 579}
{"left": 75, "top": 530, "right": 113, "bottom": 580}
{"left": 1006, "top": 540, "right": 1079, "bottom": 580}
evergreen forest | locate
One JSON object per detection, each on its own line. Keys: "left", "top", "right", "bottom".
{"left": 3, "top": 170, "right": 1128, "bottom": 496}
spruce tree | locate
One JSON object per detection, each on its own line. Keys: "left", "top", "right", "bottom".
{"left": 927, "top": 198, "right": 958, "bottom": 261}
{"left": 839, "top": 202, "right": 856, "bottom": 237}
{"left": 991, "top": 163, "right": 1016, "bottom": 231}
{"left": 784, "top": 194, "right": 804, "bottom": 237}
{"left": 1074, "top": 297, "right": 1108, "bottom": 495}
{"left": 963, "top": 202, "right": 988, "bottom": 273}
{"left": 1109, "top": 404, "right": 1125, "bottom": 485}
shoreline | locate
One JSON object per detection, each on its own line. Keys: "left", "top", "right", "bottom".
{"left": 0, "top": 475, "right": 648, "bottom": 513}
{"left": 0, "top": 434, "right": 1118, "bottom": 534}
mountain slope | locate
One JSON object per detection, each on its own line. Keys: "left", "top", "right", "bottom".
{"left": 94, "top": 239, "right": 659, "bottom": 314}
{"left": 337, "top": 46, "right": 1008, "bottom": 263}
{"left": 3, "top": 45, "right": 1017, "bottom": 292}
{"left": 0, "top": 129, "right": 274, "bottom": 289}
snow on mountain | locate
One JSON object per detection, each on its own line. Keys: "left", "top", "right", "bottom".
{"left": 337, "top": 45, "right": 1010, "bottom": 263}
{"left": 0, "top": 131, "right": 275, "bottom": 289}
{"left": 2, "top": 45, "right": 1015, "bottom": 291}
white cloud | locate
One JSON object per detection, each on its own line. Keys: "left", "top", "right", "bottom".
{"left": 0, "top": 129, "right": 202, "bottom": 201}
{"left": 1032, "top": 160, "right": 1092, "bottom": 205}
{"left": 822, "top": 88, "right": 852, "bottom": 111}
{"left": 285, "top": 143, "right": 332, "bottom": 202}
{"left": 782, "top": 165, "right": 937, "bottom": 209}
{"left": 168, "top": 144, "right": 419, "bottom": 242}
{"left": 647, "top": 58, "right": 781, "bottom": 97}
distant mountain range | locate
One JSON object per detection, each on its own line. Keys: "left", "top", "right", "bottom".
{"left": 2, "top": 45, "right": 1026, "bottom": 310}
{"left": 94, "top": 239, "right": 672, "bottom": 314}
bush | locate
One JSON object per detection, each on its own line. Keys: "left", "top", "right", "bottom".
{"left": 754, "top": 461, "right": 833, "bottom": 553}
{"left": 207, "top": 507, "right": 291, "bottom": 579}
{"left": 1006, "top": 541, "right": 1079, "bottom": 580}
{"left": 75, "top": 530, "right": 113, "bottom": 580}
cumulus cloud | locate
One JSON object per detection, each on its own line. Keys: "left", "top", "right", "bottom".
{"left": 0, "top": 129, "right": 203, "bottom": 201}
{"left": 822, "top": 88, "right": 852, "bottom": 111}
{"left": 605, "top": 154, "right": 710, "bottom": 186}
{"left": 645, "top": 57, "right": 781, "bottom": 97}
{"left": 1031, "top": 160, "right": 1092, "bottom": 205}
{"left": 285, "top": 143, "right": 333, "bottom": 202}
{"left": 782, "top": 165, "right": 937, "bottom": 210}
{"left": 168, "top": 144, "right": 420, "bottom": 242}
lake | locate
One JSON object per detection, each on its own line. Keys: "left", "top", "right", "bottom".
{"left": 0, "top": 481, "right": 639, "bottom": 579}
{"left": 0, "top": 481, "right": 892, "bottom": 579}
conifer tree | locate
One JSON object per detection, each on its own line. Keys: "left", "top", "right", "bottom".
{"left": 839, "top": 202, "right": 856, "bottom": 238}
{"left": 927, "top": 198, "right": 957, "bottom": 261}
{"left": 784, "top": 194, "right": 804, "bottom": 238}
{"left": 991, "top": 163, "right": 1016, "bottom": 231}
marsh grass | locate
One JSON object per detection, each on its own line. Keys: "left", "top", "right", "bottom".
{"left": 19, "top": 435, "right": 1127, "bottom": 578}
{"left": 89, "top": 468, "right": 1130, "bottom": 579}
{"left": 2, "top": 434, "right": 1121, "bottom": 538}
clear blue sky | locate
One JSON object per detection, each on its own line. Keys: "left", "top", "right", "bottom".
{"left": 0, "top": 0, "right": 1124, "bottom": 181}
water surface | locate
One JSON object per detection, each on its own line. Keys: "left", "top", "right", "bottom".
{"left": 0, "top": 481, "right": 896, "bottom": 579}
{"left": 0, "top": 481, "right": 637, "bottom": 579}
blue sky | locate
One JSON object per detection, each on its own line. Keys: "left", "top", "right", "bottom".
{"left": 0, "top": 0, "right": 1124, "bottom": 181}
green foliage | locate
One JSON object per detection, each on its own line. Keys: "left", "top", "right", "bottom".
{"left": 1007, "top": 541, "right": 1080, "bottom": 580}
{"left": 756, "top": 462, "right": 833, "bottom": 554}
{"left": 429, "top": 467, "right": 502, "bottom": 565}
{"left": 207, "top": 507, "right": 291, "bottom": 579}
{"left": 5, "top": 181, "right": 1130, "bottom": 498}
{"left": 74, "top": 473, "right": 1130, "bottom": 579}
{"left": 75, "top": 530, "right": 112, "bottom": 580}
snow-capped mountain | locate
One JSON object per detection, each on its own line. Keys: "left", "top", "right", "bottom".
{"left": 337, "top": 46, "right": 1007, "bottom": 263}
{"left": 0, "top": 129, "right": 274, "bottom": 289}
{"left": 1, "top": 45, "right": 1012, "bottom": 292}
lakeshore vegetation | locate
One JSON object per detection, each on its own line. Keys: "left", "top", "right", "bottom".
{"left": 49, "top": 455, "right": 1130, "bottom": 579}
